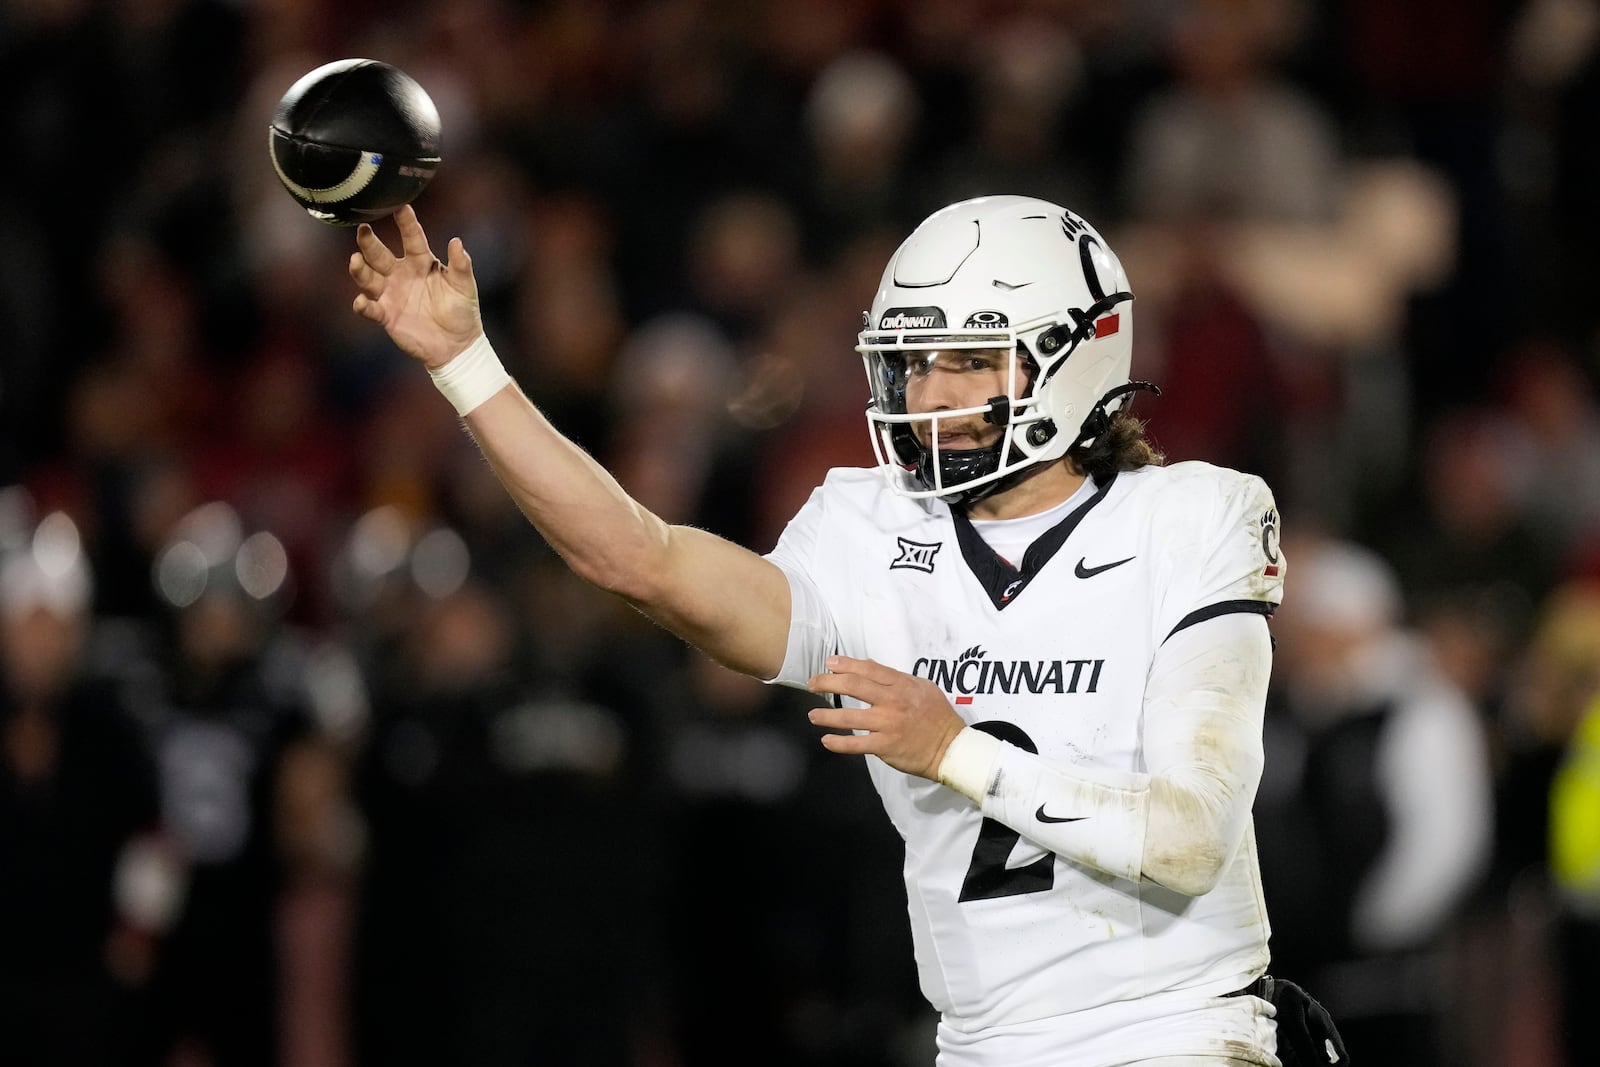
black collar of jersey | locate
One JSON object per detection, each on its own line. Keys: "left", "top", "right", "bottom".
{"left": 950, "top": 472, "right": 1118, "bottom": 610}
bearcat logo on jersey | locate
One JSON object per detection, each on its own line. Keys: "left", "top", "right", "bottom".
{"left": 878, "top": 307, "right": 946, "bottom": 331}
{"left": 1261, "top": 507, "right": 1280, "bottom": 577}
{"left": 912, "top": 645, "right": 1104, "bottom": 703}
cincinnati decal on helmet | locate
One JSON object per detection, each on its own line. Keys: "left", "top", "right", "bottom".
{"left": 878, "top": 307, "right": 947, "bottom": 330}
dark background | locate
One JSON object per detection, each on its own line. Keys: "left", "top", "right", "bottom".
{"left": 3, "top": 1, "right": 1599, "bottom": 1065}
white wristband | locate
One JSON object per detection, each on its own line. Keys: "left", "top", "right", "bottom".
{"left": 938, "top": 726, "right": 1003, "bottom": 804}
{"left": 428, "top": 334, "right": 512, "bottom": 416}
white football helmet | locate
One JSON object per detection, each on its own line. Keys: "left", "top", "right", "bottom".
{"left": 856, "top": 195, "right": 1146, "bottom": 502}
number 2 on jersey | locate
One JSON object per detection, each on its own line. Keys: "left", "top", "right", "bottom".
{"left": 958, "top": 721, "right": 1056, "bottom": 902}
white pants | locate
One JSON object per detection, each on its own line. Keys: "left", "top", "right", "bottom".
{"left": 935, "top": 991, "right": 1279, "bottom": 1067}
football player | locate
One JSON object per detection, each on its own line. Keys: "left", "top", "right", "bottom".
{"left": 349, "top": 196, "right": 1337, "bottom": 1066}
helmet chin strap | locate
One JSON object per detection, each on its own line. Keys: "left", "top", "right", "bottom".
{"left": 1068, "top": 380, "right": 1162, "bottom": 451}
{"left": 947, "top": 445, "right": 1057, "bottom": 509}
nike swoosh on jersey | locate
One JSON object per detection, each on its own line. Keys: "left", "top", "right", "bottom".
{"left": 1035, "top": 805, "right": 1087, "bottom": 824}
{"left": 1074, "top": 555, "right": 1135, "bottom": 578}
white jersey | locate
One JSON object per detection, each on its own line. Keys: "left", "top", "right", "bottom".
{"left": 766, "top": 461, "right": 1284, "bottom": 1036}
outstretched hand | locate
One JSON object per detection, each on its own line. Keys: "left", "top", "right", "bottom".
{"left": 807, "top": 656, "right": 967, "bottom": 781}
{"left": 349, "top": 204, "right": 483, "bottom": 370}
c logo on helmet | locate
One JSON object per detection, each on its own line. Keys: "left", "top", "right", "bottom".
{"left": 964, "top": 310, "right": 1010, "bottom": 328}
{"left": 1078, "top": 235, "right": 1109, "bottom": 302}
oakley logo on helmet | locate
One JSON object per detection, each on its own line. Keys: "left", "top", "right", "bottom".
{"left": 963, "top": 310, "right": 1009, "bottom": 328}
{"left": 879, "top": 307, "right": 947, "bottom": 330}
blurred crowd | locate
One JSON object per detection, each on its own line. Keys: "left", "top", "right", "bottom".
{"left": 4, "top": 0, "right": 1600, "bottom": 1064}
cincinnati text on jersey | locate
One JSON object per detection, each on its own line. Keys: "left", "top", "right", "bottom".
{"left": 913, "top": 647, "right": 1105, "bottom": 697}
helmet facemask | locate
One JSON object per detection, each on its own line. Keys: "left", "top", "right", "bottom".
{"left": 863, "top": 325, "right": 1031, "bottom": 503}
{"left": 859, "top": 292, "right": 1133, "bottom": 504}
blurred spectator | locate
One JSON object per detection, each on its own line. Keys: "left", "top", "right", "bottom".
{"left": 1497, "top": 340, "right": 1600, "bottom": 567}
{"left": 1502, "top": 581, "right": 1600, "bottom": 892}
{"left": 1548, "top": 683, "right": 1600, "bottom": 1067}
{"left": 796, "top": 49, "right": 923, "bottom": 265}
{"left": 1126, "top": 221, "right": 1291, "bottom": 485}
{"left": 1504, "top": 0, "right": 1600, "bottom": 346}
{"left": 504, "top": 243, "right": 627, "bottom": 457}
{"left": 128, "top": 502, "right": 355, "bottom": 1067}
{"left": 661, "top": 652, "right": 928, "bottom": 1067}
{"left": 927, "top": 15, "right": 1103, "bottom": 218}
{"left": 604, "top": 311, "right": 757, "bottom": 539}
{"left": 1125, "top": 0, "right": 1340, "bottom": 224}
{"left": 682, "top": 191, "right": 807, "bottom": 347}
{"left": 1452, "top": 578, "right": 1600, "bottom": 1067}
{"left": 743, "top": 275, "right": 880, "bottom": 549}
{"left": 662, "top": 653, "right": 821, "bottom": 1063}
{"left": 604, "top": 1, "right": 800, "bottom": 317}
{"left": 192, "top": 349, "right": 360, "bottom": 628}
{"left": 0, "top": 491, "right": 178, "bottom": 1067}
{"left": 1338, "top": 0, "right": 1519, "bottom": 409}
{"left": 1376, "top": 408, "right": 1562, "bottom": 632}
{"left": 350, "top": 559, "right": 669, "bottom": 1067}
{"left": 1114, "top": 0, "right": 1338, "bottom": 497}
{"left": 1258, "top": 535, "right": 1493, "bottom": 1065}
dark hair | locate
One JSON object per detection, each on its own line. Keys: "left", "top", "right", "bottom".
{"left": 1068, "top": 410, "right": 1164, "bottom": 482}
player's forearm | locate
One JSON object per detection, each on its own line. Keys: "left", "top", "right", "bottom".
{"left": 937, "top": 616, "right": 1271, "bottom": 895}
{"left": 445, "top": 346, "right": 790, "bottom": 678}
{"left": 938, "top": 736, "right": 1255, "bottom": 896}
{"left": 459, "top": 374, "right": 673, "bottom": 601}
{"left": 939, "top": 729, "right": 1150, "bottom": 882}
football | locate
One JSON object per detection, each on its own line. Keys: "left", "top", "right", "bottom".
{"left": 269, "top": 58, "right": 443, "bottom": 227}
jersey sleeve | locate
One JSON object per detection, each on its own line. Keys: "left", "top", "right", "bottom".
{"left": 1156, "top": 469, "right": 1285, "bottom": 644}
{"left": 939, "top": 612, "right": 1274, "bottom": 894}
{"left": 762, "top": 483, "right": 842, "bottom": 690}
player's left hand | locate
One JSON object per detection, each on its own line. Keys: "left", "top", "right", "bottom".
{"left": 807, "top": 656, "right": 966, "bottom": 781}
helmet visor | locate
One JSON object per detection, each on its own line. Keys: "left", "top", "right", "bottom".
{"left": 858, "top": 325, "right": 1024, "bottom": 411}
